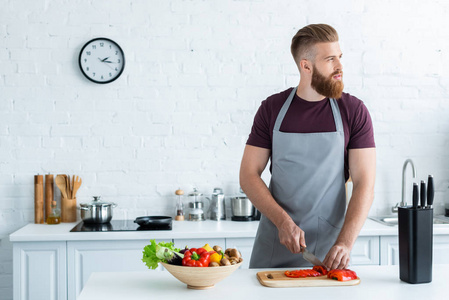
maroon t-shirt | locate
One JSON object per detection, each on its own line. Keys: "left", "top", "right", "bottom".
{"left": 246, "top": 87, "right": 375, "bottom": 181}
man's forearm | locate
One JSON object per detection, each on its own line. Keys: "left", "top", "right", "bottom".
{"left": 240, "top": 173, "right": 293, "bottom": 229}
{"left": 334, "top": 183, "right": 374, "bottom": 249}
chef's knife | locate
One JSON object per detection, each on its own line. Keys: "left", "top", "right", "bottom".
{"left": 427, "top": 175, "right": 434, "bottom": 209}
{"left": 412, "top": 183, "right": 419, "bottom": 209}
{"left": 420, "top": 180, "right": 426, "bottom": 208}
{"left": 301, "top": 247, "right": 324, "bottom": 266}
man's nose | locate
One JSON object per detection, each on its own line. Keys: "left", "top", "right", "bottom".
{"left": 335, "top": 59, "right": 343, "bottom": 72}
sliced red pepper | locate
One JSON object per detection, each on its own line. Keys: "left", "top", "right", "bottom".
{"left": 327, "top": 269, "right": 358, "bottom": 281}
{"left": 313, "top": 265, "right": 328, "bottom": 275}
{"left": 181, "top": 247, "right": 211, "bottom": 267}
{"left": 284, "top": 269, "right": 322, "bottom": 278}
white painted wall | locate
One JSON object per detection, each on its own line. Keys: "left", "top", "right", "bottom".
{"left": 1, "top": 0, "right": 449, "bottom": 298}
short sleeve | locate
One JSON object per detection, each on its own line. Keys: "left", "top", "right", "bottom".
{"left": 246, "top": 100, "right": 272, "bottom": 149}
{"left": 347, "top": 102, "right": 375, "bottom": 149}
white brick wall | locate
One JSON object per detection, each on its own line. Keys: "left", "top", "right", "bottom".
{"left": 1, "top": 0, "right": 449, "bottom": 298}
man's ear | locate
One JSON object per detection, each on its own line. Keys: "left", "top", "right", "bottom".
{"left": 300, "top": 59, "right": 312, "bottom": 73}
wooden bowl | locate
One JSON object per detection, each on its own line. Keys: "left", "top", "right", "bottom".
{"left": 161, "top": 262, "right": 242, "bottom": 289}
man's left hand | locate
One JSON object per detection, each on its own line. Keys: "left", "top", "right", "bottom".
{"left": 322, "top": 243, "right": 351, "bottom": 270}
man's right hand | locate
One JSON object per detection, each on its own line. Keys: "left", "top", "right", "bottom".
{"left": 278, "top": 219, "right": 306, "bottom": 254}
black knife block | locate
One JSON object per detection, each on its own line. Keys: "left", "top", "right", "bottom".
{"left": 398, "top": 206, "right": 433, "bottom": 284}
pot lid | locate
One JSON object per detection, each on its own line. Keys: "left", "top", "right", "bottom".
{"left": 80, "top": 196, "right": 115, "bottom": 207}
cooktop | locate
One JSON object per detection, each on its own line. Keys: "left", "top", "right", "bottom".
{"left": 70, "top": 219, "right": 172, "bottom": 232}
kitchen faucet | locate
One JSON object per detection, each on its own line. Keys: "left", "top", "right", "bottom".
{"left": 392, "top": 159, "right": 416, "bottom": 213}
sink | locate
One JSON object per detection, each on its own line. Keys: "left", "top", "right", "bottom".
{"left": 369, "top": 215, "right": 449, "bottom": 226}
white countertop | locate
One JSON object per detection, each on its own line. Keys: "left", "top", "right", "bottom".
{"left": 77, "top": 264, "right": 448, "bottom": 300}
{"left": 9, "top": 218, "right": 449, "bottom": 242}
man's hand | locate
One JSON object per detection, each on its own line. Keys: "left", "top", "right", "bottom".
{"left": 278, "top": 219, "right": 306, "bottom": 254}
{"left": 322, "top": 243, "right": 351, "bottom": 270}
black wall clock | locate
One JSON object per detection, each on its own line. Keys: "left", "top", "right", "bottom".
{"left": 79, "top": 37, "right": 125, "bottom": 84}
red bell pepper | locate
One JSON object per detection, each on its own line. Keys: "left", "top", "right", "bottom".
{"left": 181, "top": 247, "right": 211, "bottom": 267}
{"left": 284, "top": 269, "right": 322, "bottom": 278}
{"left": 327, "top": 269, "right": 358, "bottom": 281}
{"left": 312, "top": 265, "right": 328, "bottom": 275}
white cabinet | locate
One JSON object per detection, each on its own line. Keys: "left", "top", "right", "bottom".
{"left": 434, "top": 235, "right": 449, "bottom": 264}
{"left": 67, "top": 240, "right": 160, "bottom": 300}
{"left": 350, "top": 236, "right": 380, "bottom": 265}
{"left": 380, "top": 235, "right": 449, "bottom": 265}
{"left": 13, "top": 241, "right": 67, "bottom": 300}
{"left": 380, "top": 236, "right": 399, "bottom": 265}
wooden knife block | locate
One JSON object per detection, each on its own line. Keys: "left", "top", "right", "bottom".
{"left": 61, "top": 197, "right": 77, "bottom": 222}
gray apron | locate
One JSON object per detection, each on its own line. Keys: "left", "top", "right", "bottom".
{"left": 249, "top": 87, "right": 346, "bottom": 268}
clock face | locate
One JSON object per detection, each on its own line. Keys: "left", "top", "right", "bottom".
{"left": 79, "top": 38, "right": 125, "bottom": 84}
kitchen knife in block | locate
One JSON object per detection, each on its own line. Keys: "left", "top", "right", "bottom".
{"left": 427, "top": 175, "right": 434, "bottom": 208}
{"left": 412, "top": 183, "right": 419, "bottom": 209}
{"left": 420, "top": 180, "right": 426, "bottom": 208}
{"left": 34, "top": 175, "right": 44, "bottom": 224}
{"left": 398, "top": 206, "right": 433, "bottom": 284}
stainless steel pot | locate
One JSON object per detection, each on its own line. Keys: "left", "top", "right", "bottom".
{"left": 79, "top": 196, "right": 117, "bottom": 224}
{"left": 231, "top": 196, "right": 255, "bottom": 217}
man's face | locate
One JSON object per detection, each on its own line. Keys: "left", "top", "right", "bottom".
{"left": 309, "top": 42, "right": 344, "bottom": 99}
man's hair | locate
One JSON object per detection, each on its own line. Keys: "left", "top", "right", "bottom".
{"left": 291, "top": 24, "right": 339, "bottom": 65}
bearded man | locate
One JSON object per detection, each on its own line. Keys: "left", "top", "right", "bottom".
{"left": 240, "top": 24, "right": 376, "bottom": 269}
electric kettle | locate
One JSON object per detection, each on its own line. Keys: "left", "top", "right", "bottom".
{"left": 208, "top": 187, "right": 226, "bottom": 220}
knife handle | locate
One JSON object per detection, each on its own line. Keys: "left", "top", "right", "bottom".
{"left": 427, "top": 175, "right": 434, "bottom": 208}
{"left": 420, "top": 180, "right": 426, "bottom": 208}
{"left": 412, "top": 183, "right": 419, "bottom": 209}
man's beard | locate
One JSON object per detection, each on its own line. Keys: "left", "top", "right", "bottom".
{"left": 310, "top": 66, "right": 344, "bottom": 99}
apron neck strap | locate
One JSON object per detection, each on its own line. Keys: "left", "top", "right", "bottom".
{"left": 273, "top": 87, "right": 297, "bottom": 131}
{"left": 273, "top": 87, "right": 343, "bottom": 133}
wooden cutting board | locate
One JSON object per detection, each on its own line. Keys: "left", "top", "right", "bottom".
{"left": 257, "top": 270, "right": 361, "bottom": 288}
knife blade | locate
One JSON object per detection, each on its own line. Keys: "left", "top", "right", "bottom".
{"left": 427, "top": 175, "right": 434, "bottom": 209}
{"left": 412, "top": 182, "right": 419, "bottom": 209}
{"left": 420, "top": 180, "right": 426, "bottom": 208}
{"left": 301, "top": 247, "right": 324, "bottom": 266}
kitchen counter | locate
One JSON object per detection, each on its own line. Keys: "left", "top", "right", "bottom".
{"left": 77, "top": 264, "right": 448, "bottom": 300}
{"left": 11, "top": 219, "right": 449, "bottom": 300}
{"left": 9, "top": 218, "right": 449, "bottom": 242}
{"left": 9, "top": 219, "right": 260, "bottom": 242}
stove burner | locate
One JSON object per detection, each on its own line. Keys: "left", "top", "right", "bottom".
{"left": 70, "top": 219, "right": 172, "bottom": 232}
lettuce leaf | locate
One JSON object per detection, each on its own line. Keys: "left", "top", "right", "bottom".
{"left": 142, "top": 239, "right": 182, "bottom": 270}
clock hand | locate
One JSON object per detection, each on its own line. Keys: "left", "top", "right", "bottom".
{"left": 104, "top": 63, "right": 114, "bottom": 70}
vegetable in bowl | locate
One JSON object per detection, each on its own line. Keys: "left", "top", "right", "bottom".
{"left": 142, "top": 239, "right": 184, "bottom": 270}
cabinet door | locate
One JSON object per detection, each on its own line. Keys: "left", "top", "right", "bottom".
{"left": 13, "top": 241, "right": 67, "bottom": 300}
{"left": 225, "top": 238, "right": 255, "bottom": 269}
{"left": 381, "top": 235, "right": 449, "bottom": 265}
{"left": 67, "top": 240, "right": 160, "bottom": 300}
{"left": 434, "top": 235, "right": 449, "bottom": 264}
{"left": 350, "top": 236, "right": 380, "bottom": 265}
{"left": 380, "top": 236, "right": 399, "bottom": 265}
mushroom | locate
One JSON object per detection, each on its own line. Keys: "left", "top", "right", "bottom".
{"left": 213, "top": 245, "right": 223, "bottom": 253}
{"left": 220, "top": 257, "right": 231, "bottom": 266}
{"left": 229, "top": 257, "right": 239, "bottom": 265}
{"left": 228, "top": 248, "right": 241, "bottom": 260}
